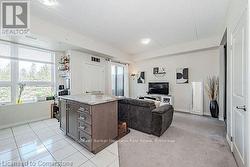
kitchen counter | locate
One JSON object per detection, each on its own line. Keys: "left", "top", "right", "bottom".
{"left": 59, "top": 94, "right": 118, "bottom": 105}
{"left": 59, "top": 94, "right": 118, "bottom": 153}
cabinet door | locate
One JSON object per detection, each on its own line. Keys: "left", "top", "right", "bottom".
{"left": 59, "top": 99, "right": 67, "bottom": 132}
{"left": 67, "top": 102, "right": 79, "bottom": 140}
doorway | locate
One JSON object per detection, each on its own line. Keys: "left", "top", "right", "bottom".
{"left": 220, "top": 30, "right": 227, "bottom": 124}
{"left": 111, "top": 65, "right": 125, "bottom": 96}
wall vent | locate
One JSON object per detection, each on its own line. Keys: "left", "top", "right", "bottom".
{"left": 91, "top": 56, "right": 100, "bottom": 62}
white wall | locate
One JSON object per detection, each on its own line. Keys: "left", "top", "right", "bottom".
{"left": 130, "top": 48, "right": 220, "bottom": 116}
{"left": 0, "top": 101, "right": 52, "bottom": 129}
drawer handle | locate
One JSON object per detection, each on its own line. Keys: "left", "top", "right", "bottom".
{"left": 79, "top": 107, "right": 88, "bottom": 112}
{"left": 79, "top": 126, "right": 86, "bottom": 130}
{"left": 80, "top": 137, "right": 87, "bottom": 142}
{"left": 77, "top": 111, "right": 85, "bottom": 114}
{"left": 79, "top": 116, "right": 86, "bottom": 120}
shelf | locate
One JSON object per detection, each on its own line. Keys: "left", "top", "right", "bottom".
{"left": 58, "top": 69, "right": 69, "bottom": 72}
{"left": 153, "top": 72, "right": 166, "bottom": 77}
{"left": 154, "top": 72, "right": 166, "bottom": 74}
{"left": 59, "top": 61, "right": 69, "bottom": 64}
{"left": 59, "top": 76, "right": 70, "bottom": 78}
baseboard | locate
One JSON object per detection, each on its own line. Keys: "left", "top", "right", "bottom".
{"left": 219, "top": 116, "right": 224, "bottom": 121}
{"left": 226, "top": 134, "right": 233, "bottom": 152}
{"left": 0, "top": 116, "right": 50, "bottom": 130}
{"left": 174, "top": 109, "right": 204, "bottom": 116}
{"left": 174, "top": 109, "right": 190, "bottom": 113}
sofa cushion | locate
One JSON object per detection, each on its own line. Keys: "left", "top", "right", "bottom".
{"left": 151, "top": 106, "right": 174, "bottom": 136}
{"left": 152, "top": 104, "right": 173, "bottom": 114}
{"left": 119, "top": 98, "right": 156, "bottom": 108}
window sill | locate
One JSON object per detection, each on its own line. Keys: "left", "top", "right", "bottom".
{"left": 0, "top": 100, "right": 53, "bottom": 107}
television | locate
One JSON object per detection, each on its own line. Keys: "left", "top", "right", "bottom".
{"left": 148, "top": 82, "right": 169, "bottom": 95}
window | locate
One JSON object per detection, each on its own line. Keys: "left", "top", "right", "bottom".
{"left": 0, "top": 42, "right": 55, "bottom": 104}
{"left": 20, "top": 86, "right": 53, "bottom": 102}
{"left": 111, "top": 65, "right": 124, "bottom": 96}
{"left": 0, "top": 58, "right": 11, "bottom": 81}
{"left": 0, "top": 43, "right": 11, "bottom": 103}
{"left": 19, "top": 61, "right": 52, "bottom": 81}
{"left": 0, "top": 87, "right": 11, "bottom": 103}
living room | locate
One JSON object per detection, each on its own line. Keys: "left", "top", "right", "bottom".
{"left": 0, "top": 0, "right": 249, "bottom": 167}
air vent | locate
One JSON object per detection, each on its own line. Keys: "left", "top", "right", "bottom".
{"left": 91, "top": 56, "right": 100, "bottom": 62}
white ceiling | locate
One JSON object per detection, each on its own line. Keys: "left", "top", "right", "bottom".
{"left": 0, "top": 35, "right": 113, "bottom": 59}
{"left": 31, "top": 0, "right": 229, "bottom": 55}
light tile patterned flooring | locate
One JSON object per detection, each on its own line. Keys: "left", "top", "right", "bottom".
{"left": 0, "top": 119, "right": 119, "bottom": 167}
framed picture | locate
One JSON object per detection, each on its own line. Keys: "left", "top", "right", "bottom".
{"left": 153, "top": 67, "right": 159, "bottom": 74}
{"left": 137, "top": 71, "right": 145, "bottom": 84}
{"left": 176, "top": 68, "right": 188, "bottom": 84}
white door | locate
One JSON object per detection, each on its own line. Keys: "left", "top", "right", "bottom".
{"left": 83, "top": 63, "right": 105, "bottom": 93}
{"left": 231, "top": 10, "right": 247, "bottom": 167}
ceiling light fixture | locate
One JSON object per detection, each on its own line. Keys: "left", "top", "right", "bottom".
{"left": 141, "top": 38, "right": 151, "bottom": 45}
{"left": 39, "top": 0, "right": 58, "bottom": 6}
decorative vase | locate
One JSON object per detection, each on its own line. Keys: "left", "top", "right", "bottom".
{"left": 210, "top": 100, "right": 219, "bottom": 118}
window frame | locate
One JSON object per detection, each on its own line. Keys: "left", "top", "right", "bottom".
{"left": 0, "top": 42, "right": 56, "bottom": 105}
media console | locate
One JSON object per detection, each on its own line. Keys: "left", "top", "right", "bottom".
{"left": 140, "top": 94, "right": 173, "bottom": 105}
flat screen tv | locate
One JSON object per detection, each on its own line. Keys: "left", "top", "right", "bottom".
{"left": 148, "top": 82, "right": 169, "bottom": 95}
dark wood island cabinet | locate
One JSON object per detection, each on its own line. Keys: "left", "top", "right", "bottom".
{"left": 59, "top": 94, "right": 118, "bottom": 153}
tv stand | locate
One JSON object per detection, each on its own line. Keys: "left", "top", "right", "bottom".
{"left": 142, "top": 94, "right": 173, "bottom": 105}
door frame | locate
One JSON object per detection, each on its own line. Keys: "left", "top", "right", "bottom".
{"left": 246, "top": 5, "right": 250, "bottom": 167}
{"left": 110, "top": 61, "right": 129, "bottom": 97}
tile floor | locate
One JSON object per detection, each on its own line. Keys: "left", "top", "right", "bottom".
{"left": 0, "top": 119, "right": 119, "bottom": 167}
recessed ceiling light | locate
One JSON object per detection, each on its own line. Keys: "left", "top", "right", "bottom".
{"left": 39, "top": 0, "right": 58, "bottom": 6}
{"left": 141, "top": 38, "right": 151, "bottom": 45}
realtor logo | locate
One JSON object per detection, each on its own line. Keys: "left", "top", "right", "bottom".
{"left": 1, "top": 1, "right": 30, "bottom": 35}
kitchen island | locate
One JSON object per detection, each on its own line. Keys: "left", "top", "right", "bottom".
{"left": 59, "top": 94, "right": 118, "bottom": 153}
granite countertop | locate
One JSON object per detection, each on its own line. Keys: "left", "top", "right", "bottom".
{"left": 59, "top": 94, "right": 118, "bottom": 105}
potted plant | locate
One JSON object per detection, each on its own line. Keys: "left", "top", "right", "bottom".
{"left": 205, "top": 76, "right": 219, "bottom": 118}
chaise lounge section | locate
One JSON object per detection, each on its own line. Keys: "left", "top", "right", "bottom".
{"left": 118, "top": 98, "right": 174, "bottom": 137}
